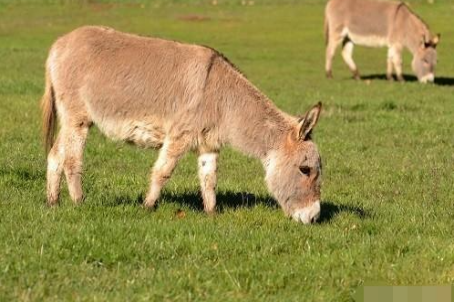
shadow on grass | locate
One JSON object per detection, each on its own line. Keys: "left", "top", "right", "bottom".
{"left": 111, "top": 194, "right": 144, "bottom": 206}
{"left": 161, "top": 191, "right": 277, "bottom": 212}
{"left": 109, "top": 192, "right": 368, "bottom": 223}
{"left": 360, "top": 73, "right": 454, "bottom": 86}
{"left": 318, "top": 201, "right": 368, "bottom": 224}
{"left": 435, "top": 77, "right": 454, "bottom": 86}
{"left": 0, "top": 167, "right": 43, "bottom": 181}
{"left": 108, "top": 191, "right": 276, "bottom": 212}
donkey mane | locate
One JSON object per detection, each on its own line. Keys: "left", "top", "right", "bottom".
{"left": 394, "top": 2, "right": 405, "bottom": 21}
{"left": 125, "top": 29, "right": 245, "bottom": 77}
{"left": 399, "top": 2, "right": 430, "bottom": 30}
{"left": 202, "top": 45, "right": 247, "bottom": 78}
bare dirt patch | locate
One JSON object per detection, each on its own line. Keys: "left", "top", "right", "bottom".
{"left": 177, "top": 14, "right": 211, "bottom": 22}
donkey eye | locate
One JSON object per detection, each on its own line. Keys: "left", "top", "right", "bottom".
{"left": 299, "top": 166, "right": 311, "bottom": 176}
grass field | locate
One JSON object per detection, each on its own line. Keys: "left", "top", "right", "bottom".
{"left": 0, "top": 0, "right": 453, "bottom": 301}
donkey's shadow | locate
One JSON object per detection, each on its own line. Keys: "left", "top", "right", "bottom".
{"left": 111, "top": 191, "right": 367, "bottom": 224}
{"left": 162, "top": 191, "right": 277, "bottom": 212}
{"left": 111, "top": 191, "right": 276, "bottom": 212}
{"left": 318, "top": 201, "right": 368, "bottom": 223}
{"left": 360, "top": 73, "right": 454, "bottom": 86}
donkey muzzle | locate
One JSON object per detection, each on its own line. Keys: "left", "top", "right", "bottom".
{"left": 419, "top": 73, "right": 435, "bottom": 83}
{"left": 291, "top": 200, "right": 321, "bottom": 224}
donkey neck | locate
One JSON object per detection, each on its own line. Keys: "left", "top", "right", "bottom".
{"left": 213, "top": 60, "right": 294, "bottom": 160}
{"left": 399, "top": 6, "right": 431, "bottom": 54}
{"left": 228, "top": 91, "right": 292, "bottom": 160}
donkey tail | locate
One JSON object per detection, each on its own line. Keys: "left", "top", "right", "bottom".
{"left": 324, "top": 11, "right": 329, "bottom": 45}
{"left": 41, "top": 66, "right": 56, "bottom": 154}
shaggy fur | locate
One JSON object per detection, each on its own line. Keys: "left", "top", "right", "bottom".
{"left": 325, "top": 0, "right": 440, "bottom": 82}
{"left": 41, "top": 26, "right": 323, "bottom": 223}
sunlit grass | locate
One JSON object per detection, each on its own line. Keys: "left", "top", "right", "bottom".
{"left": 0, "top": 1, "right": 453, "bottom": 301}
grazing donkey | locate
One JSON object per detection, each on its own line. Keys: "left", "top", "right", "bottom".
{"left": 41, "top": 26, "right": 323, "bottom": 224}
{"left": 325, "top": 0, "right": 440, "bottom": 83}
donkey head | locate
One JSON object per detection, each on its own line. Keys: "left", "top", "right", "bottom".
{"left": 264, "top": 102, "right": 322, "bottom": 224}
{"left": 412, "top": 34, "right": 440, "bottom": 83}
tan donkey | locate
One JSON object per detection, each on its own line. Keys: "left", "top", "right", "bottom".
{"left": 325, "top": 0, "right": 440, "bottom": 83}
{"left": 41, "top": 26, "right": 323, "bottom": 224}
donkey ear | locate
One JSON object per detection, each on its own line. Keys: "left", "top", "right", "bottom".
{"left": 422, "top": 34, "right": 430, "bottom": 48}
{"left": 297, "top": 102, "right": 322, "bottom": 141}
{"left": 432, "top": 33, "right": 440, "bottom": 47}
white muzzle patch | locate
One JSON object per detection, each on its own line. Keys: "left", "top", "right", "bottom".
{"left": 292, "top": 201, "right": 321, "bottom": 224}
{"left": 419, "top": 73, "right": 434, "bottom": 83}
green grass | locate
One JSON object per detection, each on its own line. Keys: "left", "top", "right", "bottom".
{"left": 0, "top": 1, "right": 453, "bottom": 301}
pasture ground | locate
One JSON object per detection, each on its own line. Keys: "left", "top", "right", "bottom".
{"left": 0, "top": 0, "right": 453, "bottom": 301}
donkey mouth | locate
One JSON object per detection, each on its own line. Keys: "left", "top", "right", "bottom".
{"left": 291, "top": 201, "right": 321, "bottom": 224}
{"left": 419, "top": 73, "right": 435, "bottom": 83}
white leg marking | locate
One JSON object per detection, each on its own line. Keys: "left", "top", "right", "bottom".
{"left": 198, "top": 153, "right": 218, "bottom": 213}
{"left": 48, "top": 158, "right": 60, "bottom": 172}
{"left": 198, "top": 153, "right": 217, "bottom": 176}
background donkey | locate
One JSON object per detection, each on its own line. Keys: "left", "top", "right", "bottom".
{"left": 41, "top": 26, "right": 323, "bottom": 224}
{"left": 325, "top": 0, "right": 440, "bottom": 83}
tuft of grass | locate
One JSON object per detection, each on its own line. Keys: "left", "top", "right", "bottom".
{"left": 0, "top": 1, "right": 453, "bottom": 301}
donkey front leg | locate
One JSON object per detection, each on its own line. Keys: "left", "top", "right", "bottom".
{"left": 342, "top": 39, "right": 360, "bottom": 80}
{"left": 143, "top": 138, "right": 189, "bottom": 209}
{"left": 388, "top": 46, "right": 404, "bottom": 82}
{"left": 387, "top": 48, "right": 394, "bottom": 81}
{"left": 325, "top": 35, "right": 342, "bottom": 78}
{"left": 198, "top": 152, "right": 218, "bottom": 214}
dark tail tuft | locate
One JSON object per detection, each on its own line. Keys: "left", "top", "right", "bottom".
{"left": 41, "top": 68, "right": 56, "bottom": 154}
{"left": 324, "top": 15, "right": 329, "bottom": 45}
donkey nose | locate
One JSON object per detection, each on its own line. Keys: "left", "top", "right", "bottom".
{"left": 291, "top": 201, "right": 321, "bottom": 224}
{"left": 420, "top": 73, "right": 434, "bottom": 83}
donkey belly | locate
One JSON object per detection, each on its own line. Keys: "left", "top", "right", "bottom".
{"left": 345, "top": 29, "right": 388, "bottom": 47}
{"left": 83, "top": 96, "right": 166, "bottom": 148}
{"left": 77, "top": 74, "right": 170, "bottom": 148}
{"left": 95, "top": 117, "right": 166, "bottom": 148}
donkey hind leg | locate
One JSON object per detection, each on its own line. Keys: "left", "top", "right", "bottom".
{"left": 325, "top": 32, "right": 343, "bottom": 78}
{"left": 342, "top": 39, "right": 360, "bottom": 80}
{"left": 389, "top": 46, "right": 404, "bottom": 82}
{"left": 46, "top": 123, "right": 89, "bottom": 205}
{"left": 143, "top": 137, "right": 190, "bottom": 209}
{"left": 198, "top": 152, "right": 218, "bottom": 214}
{"left": 62, "top": 124, "right": 89, "bottom": 204}
{"left": 46, "top": 134, "right": 64, "bottom": 206}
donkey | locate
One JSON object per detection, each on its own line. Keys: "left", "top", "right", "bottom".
{"left": 41, "top": 26, "right": 323, "bottom": 224}
{"left": 325, "top": 0, "right": 440, "bottom": 83}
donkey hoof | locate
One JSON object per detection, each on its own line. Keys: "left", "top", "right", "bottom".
{"left": 386, "top": 75, "right": 394, "bottom": 81}
{"left": 73, "top": 195, "right": 85, "bottom": 206}
{"left": 46, "top": 195, "right": 59, "bottom": 207}
{"left": 397, "top": 76, "right": 405, "bottom": 82}
{"left": 46, "top": 200, "right": 59, "bottom": 208}
{"left": 353, "top": 71, "right": 361, "bottom": 81}
{"left": 205, "top": 209, "right": 216, "bottom": 216}
{"left": 326, "top": 71, "right": 333, "bottom": 79}
{"left": 143, "top": 201, "right": 157, "bottom": 211}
